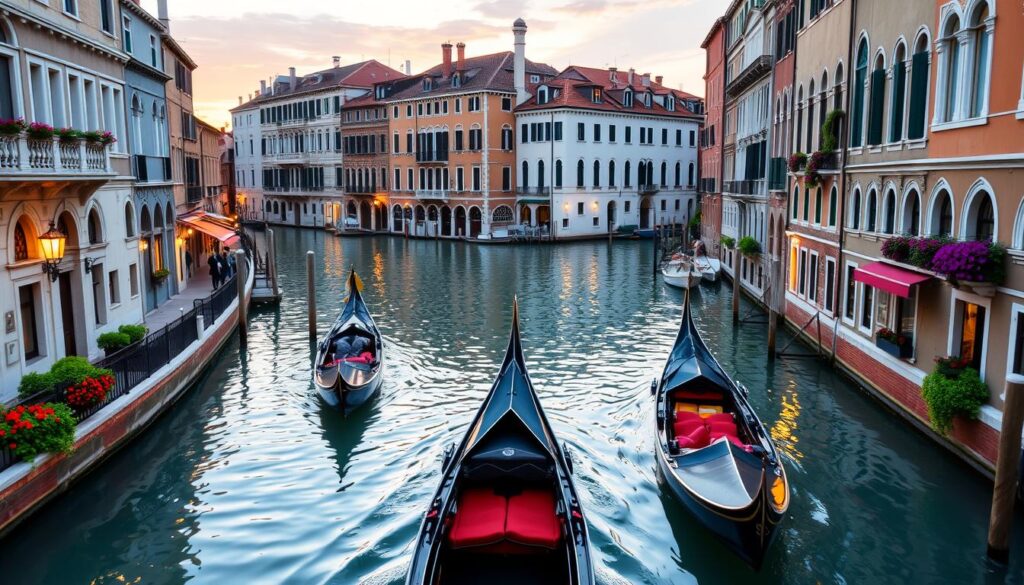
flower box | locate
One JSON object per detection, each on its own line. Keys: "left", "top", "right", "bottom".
{"left": 875, "top": 336, "right": 912, "bottom": 359}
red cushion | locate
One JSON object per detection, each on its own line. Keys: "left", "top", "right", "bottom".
{"left": 711, "top": 432, "right": 753, "bottom": 452}
{"left": 673, "top": 390, "right": 724, "bottom": 402}
{"left": 676, "top": 425, "right": 711, "bottom": 450}
{"left": 673, "top": 419, "right": 706, "bottom": 438}
{"left": 449, "top": 489, "right": 507, "bottom": 549}
{"left": 708, "top": 421, "right": 738, "bottom": 437}
{"left": 674, "top": 410, "right": 702, "bottom": 422}
{"left": 505, "top": 490, "right": 561, "bottom": 549}
{"left": 705, "top": 412, "right": 734, "bottom": 424}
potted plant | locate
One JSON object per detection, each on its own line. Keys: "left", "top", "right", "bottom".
{"left": 119, "top": 324, "right": 148, "bottom": 344}
{"left": 921, "top": 357, "right": 989, "bottom": 435}
{"left": 66, "top": 372, "right": 115, "bottom": 411}
{"left": 152, "top": 268, "right": 170, "bottom": 284}
{"left": 56, "top": 128, "right": 81, "bottom": 143}
{"left": 97, "top": 331, "right": 132, "bottom": 355}
{"left": 881, "top": 236, "right": 914, "bottom": 264}
{"left": 720, "top": 235, "right": 736, "bottom": 249}
{"left": 82, "top": 130, "right": 116, "bottom": 146}
{"left": 820, "top": 110, "right": 845, "bottom": 153}
{"left": 907, "top": 237, "right": 947, "bottom": 269}
{"left": 930, "top": 240, "right": 1006, "bottom": 297}
{"left": 97, "top": 131, "right": 117, "bottom": 146}
{"left": 788, "top": 152, "right": 807, "bottom": 173}
{"left": 875, "top": 327, "right": 912, "bottom": 359}
{"left": 0, "top": 118, "right": 26, "bottom": 136}
{"left": 26, "top": 122, "right": 55, "bottom": 141}
{"left": 0, "top": 402, "right": 77, "bottom": 463}
{"left": 737, "top": 236, "right": 761, "bottom": 258}
{"left": 17, "top": 371, "right": 57, "bottom": 399}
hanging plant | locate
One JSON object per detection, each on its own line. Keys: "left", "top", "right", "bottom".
{"left": 152, "top": 268, "right": 170, "bottom": 284}
{"left": 0, "top": 118, "right": 26, "bottom": 136}
{"left": 820, "top": 110, "right": 845, "bottom": 153}
{"left": 720, "top": 235, "right": 736, "bottom": 249}
{"left": 930, "top": 241, "right": 1006, "bottom": 286}
{"left": 788, "top": 152, "right": 807, "bottom": 173}
{"left": 737, "top": 236, "right": 761, "bottom": 258}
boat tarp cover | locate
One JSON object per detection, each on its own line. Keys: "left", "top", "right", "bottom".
{"left": 676, "top": 440, "right": 763, "bottom": 508}
{"left": 660, "top": 296, "right": 735, "bottom": 394}
{"left": 462, "top": 304, "right": 557, "bottom": 459}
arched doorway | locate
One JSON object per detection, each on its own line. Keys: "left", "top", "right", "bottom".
{"left": 441, "top": 206, "right": 452, "bottom": 236}
{"left": 469, "top": 207, "right": 482, "bottom": 238}
{"left": 606, "top": 201, "right": 617, "bottom": 232}
{"left": 640, "top": 197, "right": 652, "bottom": 229}
{"left": 455, "top": 206, "right": 467, "bottom": 237}
{"left": 360, "top": 201, "right": 372, "bottom": 229}
{"left": 520, "top": 205, "right": 532, "bottom": 226}
{"left": 537, "top": 205, "right": 550, "bottom": 232}
{"left": 375, "top": 204, "right": 387, "bottom": 231}
{"left": 55, "top": 211, "right": 83, "bottom": 357}
{"left": 347, "top": 201, "right": 357, "bottom": 226}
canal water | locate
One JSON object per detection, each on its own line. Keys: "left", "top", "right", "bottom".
{"left": 3, "top": 228, "right": 1023, "bottom": 584}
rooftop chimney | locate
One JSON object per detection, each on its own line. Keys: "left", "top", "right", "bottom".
{"left": 628, "top": 68, "right": 635, "bottom": 85}
{"left": 289, "top": 67, "right": 297, "bottom": 91}
{"left": 609, "top": 67, "right": 617, "bottom": 83}
{"left": 260, "top": 80, "right": 266, "bottom": 95}
{"left": 405, "top": 60, "right": 412, "bottom": 75}
{"left": 655, "top": 75, "right": 663, "bottom": 86}
{"left": 157, "top": 0, "right": 169, "bottom": 31}
{"left": 238, "top": 96, "right": 243, "bottom": 105}
{"left": 456, "top": 42, "right": 466, "bottom": 73}
{"left": 512, "top": 18, "right": 528, "bottom": 106}
{"left": 441, "top": 43, "right": 453, "bottom": 79}
{"left": 333, "top": 56, "right": 341, "bottom": 68}
{"left": 248, "top": 93, "right": 252, "bottom": 101}
{"left": 642, "top": 72, "right": 651, "bottom": 87}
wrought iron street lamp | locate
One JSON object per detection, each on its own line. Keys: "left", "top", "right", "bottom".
{"left": 38, "top": 221, "right": 66, "bottom": 282}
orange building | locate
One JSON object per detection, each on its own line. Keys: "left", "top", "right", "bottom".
{"left": 381, "top": 21, "right": 556, "bottom": 238}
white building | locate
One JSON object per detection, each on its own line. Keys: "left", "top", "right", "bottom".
{"left": 230, "top": 59, "right": 404, "bottom": 228}
{"left": 515, "top": 66, "right": 702, "bottom": 239}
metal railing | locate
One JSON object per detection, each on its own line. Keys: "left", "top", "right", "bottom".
{"left": 415, "top": 189, "right": 450, "bottom": 200}
{"left": 723, "top": 179, "right": 766, "bottom": 196}
{"left": 195, "top": 272, "right": 238, "bottom": 330}
{"left": 639, "top": 184, "right": 660, "bottom": 195}
{"left": 516, "top": 186, "right": 552, "bottom": 196}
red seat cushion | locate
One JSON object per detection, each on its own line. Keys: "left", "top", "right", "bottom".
{"left": 673, "top": 418, "right": 706, "bottom": 438}
{"left": 708, "top": 421, "right": 738, "bottom": 437}
{"left": 674, "top": 410, "right": 702, "bottom": 422}
{"left": 705, "top": 412, "right": 734, "bottom": 424}
{"left": 449, "top": 489, "right": 508, "bottom": 549}
{"left": 711, "top": 432, "right": 753, "bottom": 452}
{"left": 673, "top": 390, "right": 724, "bottom": 402}
{"left": 676, "top": 425, "right": 711, "bottom": 450}
{"left": 505, "top": 490, "right": 561, "bottom": 550}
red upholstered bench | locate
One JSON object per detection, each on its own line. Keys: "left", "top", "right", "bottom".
{"left": 506, "top": 490, "right": 561, "bottom": 550}
{"left": 449, "top": 488, "right": 507, "bottom": 549}
{"left": 672, "top": 390, "right": 725, "bottom": 402}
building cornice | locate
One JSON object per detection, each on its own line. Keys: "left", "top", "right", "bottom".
{"left": 514, "top": 105, "right": 703, "bottom": 124}
{"left": 0, "top": 5, "right": 129, "bottom": 64}
{"left": 120, "top": 0, "right": 166, "bottom": 33}
{"left": 125, "top": 57, "right": 172, "bottom": 81}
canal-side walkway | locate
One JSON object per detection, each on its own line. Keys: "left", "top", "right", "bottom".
{"left": 0, "top": 258, "right": 253, "bottom": 537}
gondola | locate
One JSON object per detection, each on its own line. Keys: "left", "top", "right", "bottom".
{"left": 313, "top": 270, "right": 384, "bottom": 414}
{"left": 407, "top": 299, "right": 594, "bottom": 585}
{"left": 653, "top": 290, "right": 789, "bottom": 569}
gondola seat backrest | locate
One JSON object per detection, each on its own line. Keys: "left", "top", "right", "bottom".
{"left": 449, "top": 487, "right": 561, "bottom": 552}
{"left": 462, "top": 424, "right": 554, "bottom": 486}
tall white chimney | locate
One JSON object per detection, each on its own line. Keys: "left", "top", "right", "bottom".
{"left": 333, "top": 56, "right": 341, "bottom": 68}
{"left": 628, "top": 68, "right": 635, "bottom": 86}
{"left": 289, "top": 67, "right": 297, "bottom": 90}
{"left": 260, "top": 80, "right": 267, "bottom": 95}
{"left": 513, "top": 18, "right": 528, "bottom": 105}
{"left": 157, "top": 0, "right": 169, "bottom": 31}
{"left": 238, "top": 96, "right": 243, "bottom": 105}
{"left": 405, "top": 60, "right": 412, "bottom": 75}
{"left": 642, "top": 72, "right": 651, "bottom": 87}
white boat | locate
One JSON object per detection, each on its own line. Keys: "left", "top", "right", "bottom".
{"left": 662, "top": 259, "right": 701, "bottom": 289}
{"left": 694, "top": 255, "right": 721, "bottom": 282}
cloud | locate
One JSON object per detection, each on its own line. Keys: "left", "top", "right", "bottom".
{"left": 474, "top": 0, "right": 530, "bottom": 19}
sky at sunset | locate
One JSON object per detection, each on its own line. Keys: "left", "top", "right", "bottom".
{"left": 141, "top": 0, "right": 720, "bottom": 129}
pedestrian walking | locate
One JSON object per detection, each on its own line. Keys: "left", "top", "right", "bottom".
{"left": 220, "top": 249, "right": 231, "bottom": 280}
{"left": 208, "top": 248, "right": 221, "bottom": 289}
{"left": 185, "top": 249, "right": 193, "bottom": 278}
{"left": 225, "top": 246, "right": 237, "bottom": 277}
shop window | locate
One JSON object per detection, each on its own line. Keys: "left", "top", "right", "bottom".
{"left": 954, "top": 299, "right": 987, "bottom": 372}
{"left": 19, "top": 284, "right": 41, "bottom": 361}
{"left": 824, "top": 258, "right": 836, "bottom": 314}
{"left": 1010, "top": 305, "right": 1024, "bottom": 376}
{"left": 860, "top": 284, "right": 874, "bottom": 333}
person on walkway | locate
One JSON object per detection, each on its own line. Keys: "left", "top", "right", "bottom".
{"left": 220, "top": 249, "right": 232, "bottom": 280}
{"left": 208, "top": 248, "right": 221, "bottom": 289}
{"left": 225, "top": 246, "right": 237, "bottom": 278}
{"left": 185, "top": 249, "right": 193, "bottom": 278}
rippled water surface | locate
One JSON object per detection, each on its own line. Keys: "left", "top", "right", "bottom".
{"left": 4, "top": 228, "right": 1024, "bottom": 585}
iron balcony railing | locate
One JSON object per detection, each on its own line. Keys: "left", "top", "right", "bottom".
{"left": 723, "top": 179, "right": 766, "bottom": 196}
{"left": 699, "top": 178, "right": 718, "bottom": 193}
{"left": 414, "top": 189, "right": 449, "bottom": 200}
{"left": 516, "top": 186, "right": 552, "bottom": 196}
{"left": 639, "top": 184, "right": 660, "bottom": 195}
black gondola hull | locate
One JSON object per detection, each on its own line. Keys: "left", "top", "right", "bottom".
{"left": 314, "top": 370, "right": 383, "bottom": 414}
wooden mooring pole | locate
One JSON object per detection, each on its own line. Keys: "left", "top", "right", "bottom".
{"left": 767, "top": 258, "right": 779, "bottom": 359}
{"left": 307, "top": 251, "right": 316, "bottom": 341}
{"left": 235, "top": 249, "right": 247, "bottom": 343}
{"left": 731, "top": 248, "right": 740, "bottom": 324}
{"left": 988, "top": 374, "right": 1024, "bottom": 562}
{"left": 267, "top": 228, "right": 278, "bottom": 296}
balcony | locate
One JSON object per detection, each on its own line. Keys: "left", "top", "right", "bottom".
{"left": 768, "top": 157, "right": 787, "bottom": 191}
{"left": 268, "top": 151, "right": 306, "bottom": 164}
{"left": 265, "top": 185, "right": 326, "bottom": 196}
{"left": 267, "top": 117, "right": 313, "bottom": 129}
{"left": 0, "top": 135, "right": 114, "bottom": 199}
{"left": 186, "top": 185, "right": 203, "bottom": 203}
{"left": 699, "top": 178, "right": 718, "bottom": 194}
{"left": 132, "top": 154, "right": 172, "bottom": 183}
{"left": 345, "top": 186, "right": 378, "bottom": 195}
{"left": 639, "top": 184, "right": 660, "bottom": 195}
{"left": 723, "top": 179, "right": 766, "bottom": 196}
{"left": 726, "top": 55, "right": 772, "bottom": 98}
{"left": 415, "top": 189, "right": 449, "bottom": 200}
{"left": 415, "top": 151, "right": 449, "bottom": 164}
{"left": 516, "top": 186, "right": 552, "bottom": 197}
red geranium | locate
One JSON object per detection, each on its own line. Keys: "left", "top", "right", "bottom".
{"left": 0, "top": 402, "right": 76, "bottom": 461}
{"left": 66, "top": 374, "right": 114, "bottom": 410}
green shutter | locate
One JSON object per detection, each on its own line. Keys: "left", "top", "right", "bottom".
{"left": 889, "top": 62, "right": 906, "bottom": 142}
{"left": 908, "top": 52, "right": 928, "bottom": 140}
{"left": 851, "top": 69, "right": 866, "bottom": 146}
{"left": 868, "top": 69, "right": 886, "bottom": 146}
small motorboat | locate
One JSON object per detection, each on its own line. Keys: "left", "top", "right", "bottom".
{"left": 406, "top": 299, "right": 594, "bottom": 585}
{"left": 653, "top": 290, "right": 789, "bottom": 569}
{"left": 694, "top": 254, "right": 721, "bottom": 283}
{"left": 661, "top": 256, "right": 701, "bottom": 289}
{"left": 314, "top": 270, "right": 384, "bottom": 414}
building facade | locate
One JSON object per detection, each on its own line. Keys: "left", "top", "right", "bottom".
{"left": 700, "top": 18, "right": 726, "bottom": 258}
{"left": 339, "top": 92, "right": 394, "bottom": 231}
{"left": 515, "top": 66, "right": 702, "bottom": 239}
{"left": 0, "top": 0, "right": 140, "bottom": 401}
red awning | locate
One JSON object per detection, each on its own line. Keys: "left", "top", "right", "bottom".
{"left": 854, "top": 261, "right": 931, "bottom": 298}
{"left": 178, "top": 214, "right": 239, "bottom": 248}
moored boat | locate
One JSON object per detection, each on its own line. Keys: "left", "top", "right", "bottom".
{"left": 662, "top": 257, "right": 701, "bottom": 289}
{"left": 313, "top": 270, "right": 384, "bottom": 414}
{"left": 653, "top": 291, "right": 789, "bottom": 569}
{"left": 406, "top": 299, "right": 594, "bottom": 585}
{"left": 693, "top": 255, "right": 721, "bottom": 282}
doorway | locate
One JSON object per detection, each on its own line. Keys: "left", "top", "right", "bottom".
{"left": 58, "top": 272, "right": 77, "bottom": 356}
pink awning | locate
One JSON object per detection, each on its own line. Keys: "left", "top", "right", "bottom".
{"left": 854, "top": 261, "right": 931, "bottom": 298}
{"left": 178, "top": 214, "right": 239, "bottom": 248}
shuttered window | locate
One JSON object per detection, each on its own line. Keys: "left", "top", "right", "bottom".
{"left": 851, "top": 41, "right": 868, "bottom": 147}
{"left": 907, "top": 52, "right": 929, "bottom": 140}
{"left": 889, "top": 60, "right": 906, "bottom": 142}
{"left": 867, "top": 69, "right": 886, "bottom": 146}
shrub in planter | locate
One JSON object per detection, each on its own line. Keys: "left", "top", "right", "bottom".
{"left": 881, "top": 236, "right": 914, "bottom": 263}
{"left": 737, "top": 236, "right": 761, "bottom": 258}
{"left": 97, "top": 331, "right": 132, "bottom": 353}
{"left": 788, "top": 152, "right": 807, "bottom": 173}
{"left": 119, "top": 324, "right": 148, "bottom": 344}
{"left": 720, "top": 235, "right": 736, "bottom": 249}
{"left": 921, "top": 365, "right": 988, "bottom": 435}
{"left": 66, "top": 374, "right": 115, "bottom": 410}
{"left": 57, "top": 128, "right": 81, "bottom": 143}
{"left": 49, "top": 356, "right": 113, "bottom": 390}
{"left": 152, "top": 268, "right": 170, "bottom": 283}
{"left": 26, "top": 122, "right": 55, "bottom": 140}
{"left": 0, "top": 118, "right": 26, "bottom": 136}
{"left": 820, "top": 110, "right": 845, "bottom": 153}
{"left": 907, "top": 237, "right": 946, "bottom": 269}
{"left": 18, "top": 372, "right": 56, "bottom": 398}
{"left": 0, "top": 402, "right": 77, "bottom": 462}
{"left": 930, "top": 240, "right": 1006, "bottom": 286}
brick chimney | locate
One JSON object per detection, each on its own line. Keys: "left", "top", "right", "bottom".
{"left": 441, "top": 43, "right": 453, "bottom": 79}
{"left": 628, "top": 68, "right": 635, "bottom": 85}
{"left": 655, "top": 75, "right": 663, "bottom": 85}
{"left": 609, "top": 67, "right": 617, "bottom": 83}
{"left": 289, "top": 67, "right": 297, "bottom": 91}
{"left": 456, "top": 42, "right": 466, "bottom": 73}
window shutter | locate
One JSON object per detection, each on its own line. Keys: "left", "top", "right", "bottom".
{"left": 890, "top": 62, "right": 906, "bottom": 142}
{"left": 908, "top": 52, "right": 928, "bottom": 140}
{"left": 851, "top": 69, "right": 866, "bottom": 147}
{"left": 867, "top": 69, "right": 886, "bottom": 146}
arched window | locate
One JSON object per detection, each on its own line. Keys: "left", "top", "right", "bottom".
{"left": 577, "top": 160, "right": 585, "bottom": 187}
{"left": 608, "top": 160, "right": 616, "bottom": 187}
{"left": 849, "top": 188, "right": 862, "bottom": 230}
{"left": 866, "top": 189, "right": 878, "bottom": 232}
{"left": 796, "top": 85, "right": 804, "bottom": 152}
{"left": 687, "top": 163, "right": 695, "bottom": 187}
{"left": 13, "top": 219, "right": 31, "bottom": 261}
{"left": 265, "top": 201, "right": 272, "bottom": 213}
{"left": 537, "top": 160, "right": 545, "bottom": 190}
{"left": 969, "top": 2, "right": 992, "bottom": 118}
{"left": 492, "top": 205, "right": 514, "bottom": 224}
{"left": 908, "top": 31, "right": 930, "bottom": 139}
{"left": 930, "top": 189, "right": 954, "bottom": 237}
{"left": 814, "top": 188, "right": 823, "bottom": 224}
{"left": 140, "top": 205, "right": 152, "bottom": 233}
{"left": 521, "top": 160, "right": 529, "bottom": 189}
{"left": 673, "top": 162, "right": 680, "bottom": 187}
{"left": 965, "top": 188, "right": 996, "bottom": 241}
{"left": 807, "top": 79, "right": 815, "bottom": 151}
{"left": 828, "top": 185, "right": 838, "bottom": 227}
{"left": 852, "top": 38, "right": 869, "bottom": 147}
{"left": 792, "top": 185, "right": 800, "bottom": 220}
{"left": 593, "top": 160, "right": 601, "bottom": 188}
{"left": 890, "top": 42, "right": 907, "bottom": 142}
{"left": 555, "top": 159, "right": 563, "bottom": 188}
{"left": 818, "top": 70, "right": 828, "bottom": 148}
{"left": 834, "top": 63, "right": 845, "bottom": 113}
{"left": 124, "top": 203, "right": 136, "bottom": 237}
{"left": 882, "top": 189, "right": 896, "bottom": 234}
{"left": 867, "top": 54, "right": 886, "bottom": 146}
{"left": 939, "top": 14, "right": 962, "bottom": 122}
{"left": 803, "top": 185, "right": 810, "bottom": 221}
{"left": 624, "top": 161, "right": 631, "bottom": 188}
{"left": 87, "top": 207, "right": 103, "bottom": 244}
{"left": 660, "top": 161, "right": 667, "bottom": 187}
{"left": 1014, "top": 200, "right": 1024, "bottom": 250}
{"left": 902, "top": 189, "right": 921, "bottom": 235}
